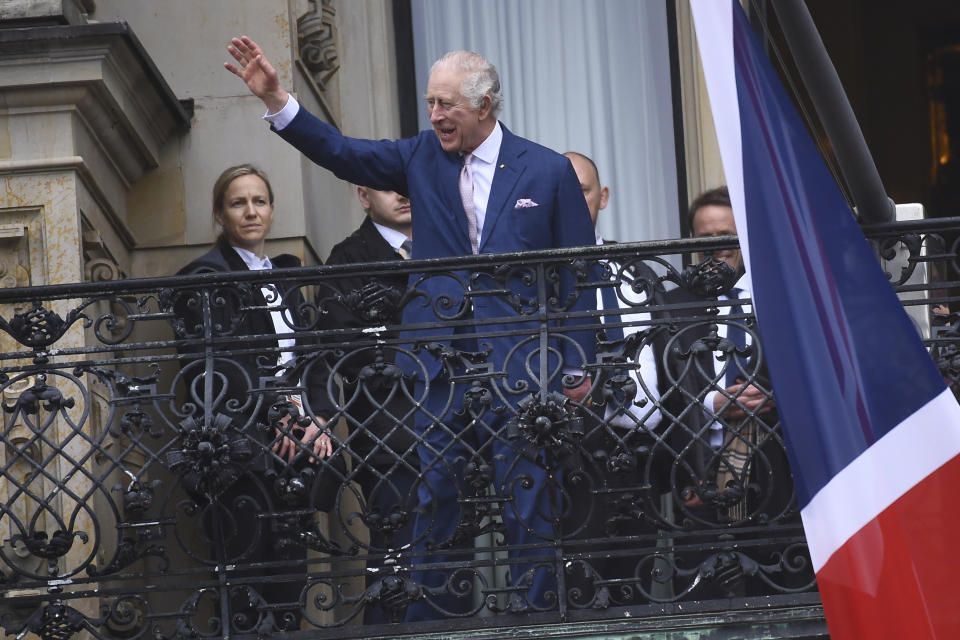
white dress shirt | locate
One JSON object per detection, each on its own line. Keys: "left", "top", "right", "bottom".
{"left": 233, "top": 246, "right": 305, "bottom": 414}
{"left": 263, "top": 94, "right": 301, "bottom": 130}
{"left": 463, "top": 121, "right": 503, "bottom": 240}
{"left": 373, "top": 222, "right": 410, "bottom": 254}
{"left": 700, "top": 272, "right": 753, "bottom": 446}
{"left": 232, "top": 246, "right": 297, "bottom": 365}
{"left": 596, "top": 236, "right": 662, "bottom": 430}
{"left": 703, "top": 272, "right": 753, "bottom": 430}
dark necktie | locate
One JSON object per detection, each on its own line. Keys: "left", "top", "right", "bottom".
{"left": 599, "top": 270, "right": 624, "bottom": 342}
{"left": 725, "top": 287, "right": 748, "bottom": 387}
{"left": 398, "top": 238, "right": 412, "bottom": 259}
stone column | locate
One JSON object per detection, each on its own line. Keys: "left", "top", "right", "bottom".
{"left": 0, "top": 6, "right": 188, "bottom": 636}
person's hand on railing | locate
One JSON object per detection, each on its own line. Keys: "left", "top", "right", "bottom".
{"left": 273, "top": 412, "right": 332, "bottom": 463}
{"left": 301, "top": 421, "right": 333, "bottom": 461}
{"left": 562, "top": 374, "right": 592, "bottom": 404}
{"left": 713, "top": 379, "right": 775, "bottom": 420}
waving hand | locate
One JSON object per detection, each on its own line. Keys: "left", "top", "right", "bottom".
{"left": 224, "top": 36, "right": 290, "bottom": 114}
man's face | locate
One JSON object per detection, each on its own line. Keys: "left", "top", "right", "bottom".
{"left": 691, "top": 204, "right": 742, "bottom": 272}
{"left": 566, "top": 154, "right": 609, "bottom": 226}
{"left": 425, "top": 65, "right": 490, "bottom": 153}
{"left": 358, "top": 187, "right": 411, "bottom": 231}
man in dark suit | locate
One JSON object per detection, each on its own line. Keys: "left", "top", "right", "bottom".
{"left": 325, "top": 187, "right": 418, "bottom": 623}
{"left": 646, "top": 187, "right": 801, "bottom": 599}
{"left": 561, "top": 151, "right": 665, "bottom": 607}
{"left": 225, "top": 39, "right": 597, "bottom": 617}
{"left": 651, "top": 186, "right": 793, "bottom": 530}
{"left": 564, "top": 151, "right": 662, "bottom": 430}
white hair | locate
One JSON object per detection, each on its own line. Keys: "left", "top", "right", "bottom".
{"left": 431, "top": 50, "right": 503, "bottom": 117}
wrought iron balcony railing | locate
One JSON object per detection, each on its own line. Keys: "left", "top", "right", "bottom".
{"left": 0, "top": 220, "right": 950, "bottom": 639}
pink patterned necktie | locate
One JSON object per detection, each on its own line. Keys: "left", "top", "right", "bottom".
{"left": 459, "top": 153, "right": 479, "bottom": 254}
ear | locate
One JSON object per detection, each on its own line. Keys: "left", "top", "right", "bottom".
{"left": 213, "top": 209, "right": 224, "bottom": 226}
{"left": 599, "top": 186, "right": 610, "bottom": 212}
{"left": 477, "top": 94, "right": 493, "bottom": 121}
{"left": 357, "top": 186, "right": 372, "bottom": 211}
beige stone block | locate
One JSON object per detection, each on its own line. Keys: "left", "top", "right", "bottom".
{"left": 0, "top": 29, "right": 188, "bottom": 175}
{"left": 0, "top": 23, "right": 191, "bottom": 263}
{"left": 77, "top": 175, "right": 132, "bottom": 278}
{"left": 336, "top": 0, "right": 400, "bottom": 141}
{"left": 0, "top": 0, "right": 86, "bottom": 25}
{"left": 0, "top": 172, "right": 83, "bottom": 285}
{"left": 89, "top": 0, "right": 295, "bottom": 102}
{"left": 179, "top": 93, "right": 307, "bottom": 246}
{"left": 300, "top": 152, "right": 361, "bottom": 262}
{"left": 0, "top": 110, "right": 78, "bottom": 161}
{"left": 126, "top": 140, "right": 186, "bottom": 249}
{"left": 0, "top": 175, "right": 98, "bottom": 594}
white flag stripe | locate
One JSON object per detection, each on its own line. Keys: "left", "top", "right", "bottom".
{"left": 689, "top": 0, "right": 751, "bottom": 272}
{"left": 801, "top": 388, "right": 960, "bottom": 572}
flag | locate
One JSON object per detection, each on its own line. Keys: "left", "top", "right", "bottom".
{"left": 690, "top": 2, "right": 960, "bottom": 637}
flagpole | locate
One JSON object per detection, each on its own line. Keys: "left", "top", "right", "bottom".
{"left": 771, "top": 0, "right": 896, "bottom": 225}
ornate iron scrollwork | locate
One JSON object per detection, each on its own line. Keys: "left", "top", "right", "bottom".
{"left": 506, "top": 391, "right": 584, "bottom": 459}
{"left": 2, "top": 600, "right": 104, "bottom": 640}
{"left": 166, "top": 413, "right": 254, "bottom": 500}
{"left": 0, "top": 236, "right": 874, "bottom": 634}
{"left": 679, "top": 256, "right": 739, "bottom": 298}
{"left": 362, "top": 574, "right": 423, "bottom": 623}
{"left": 10, "top": 529, "right": 87, "bottom": 562}
{"left": 341, "top": 280, "right": 404, "bottom": 324}
{"left": 3, "top": 374, "right": 75, "bottom": 415}
{"left": 0, "top": 304, "right": 80, "bottom": 350}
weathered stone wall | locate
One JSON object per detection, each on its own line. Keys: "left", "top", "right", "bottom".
{"left": 86, "top": 0, "right": 401, "bottom": 275}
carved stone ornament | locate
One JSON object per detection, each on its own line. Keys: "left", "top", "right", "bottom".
{"left": 0, "top": 225, "right": 30, "bottom": 289}
{"left": 297, "top": 0, "right": 339, "bottom": 90}
{"left": 82, "top": 221, "right": 125, "bottom": 282}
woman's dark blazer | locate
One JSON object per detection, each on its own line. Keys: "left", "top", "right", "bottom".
{"left": 173, "top": 242, "right": 335, "bottom": 471}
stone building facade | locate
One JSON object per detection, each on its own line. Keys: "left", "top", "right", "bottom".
{"left": 0, "top": 0, "right": 402, "bottom": 289}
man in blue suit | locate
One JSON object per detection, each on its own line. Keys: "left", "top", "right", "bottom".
{"left": 225, "top": 37, "right": 597, "bottom": 619}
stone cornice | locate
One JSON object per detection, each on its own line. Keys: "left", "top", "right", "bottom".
{"left": 0, "top": 0, "right": 88, "bottom": 26}
{"left": 0, "top": 22, "right": 190, "bottom": 180}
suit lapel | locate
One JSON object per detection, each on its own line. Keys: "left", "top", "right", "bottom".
{"left": 439, "top": 150, "right": 474, "bottom": 253}
{"left": 480, "top": 125, "right": 525, "bottom": 251}
{"left": 359, "top": 217, "right": 403, "bottom": 261}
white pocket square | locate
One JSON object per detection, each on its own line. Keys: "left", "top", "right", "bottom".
{"left": 514, "top": 198, "right": 539, "bottom": 208}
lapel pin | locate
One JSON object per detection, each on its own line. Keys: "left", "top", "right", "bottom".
{"left": 499, "top": 164, "right": 505, "bottom": 169}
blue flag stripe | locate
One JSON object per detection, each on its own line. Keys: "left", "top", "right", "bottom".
{"left": 728, "top": 2, "right": 946, "bottom": 506}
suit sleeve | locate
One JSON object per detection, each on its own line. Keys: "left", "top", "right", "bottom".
{"left": 554, "top": 159, "right": 599, "bottom": 370}
{"left": 323, "top": 241, "right": 407, "bottom": 381}
{"left": 324, "top": 241, "right": 371, "bottom": 328}
{"left": 275, "top": 107, "right": 419, "bottom": 197}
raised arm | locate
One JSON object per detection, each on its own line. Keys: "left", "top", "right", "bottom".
{"left": 224, "top": 35, "right": 290, "bottom": 114}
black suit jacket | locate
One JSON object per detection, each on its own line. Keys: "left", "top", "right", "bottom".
{"left": 325, "top": 218, "right": 417, "bottom": 463}
{"left": 174, "top": 243, "right": 335, "bottom": 470}
{"left": 650, "top": 285, "right": 789, "bottom": 514}
{"left": 325, "top": 217, "right": 408, "bottom": 304}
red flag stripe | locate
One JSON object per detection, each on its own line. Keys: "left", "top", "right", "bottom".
{"left": 816, "top": 452, "right": 960, "bottom": 639}
{"left": 801, "top": 389, "right": 960, "bottom": 572}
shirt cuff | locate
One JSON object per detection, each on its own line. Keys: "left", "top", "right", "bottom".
{"left": 703, "top": 389, "right": 719, "bottom": 418}
{"left": 702, "top": 390, "right": 725, "bottom": 448}
{"left": 263, "top": 94, "right": 300, "bottom": 130}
